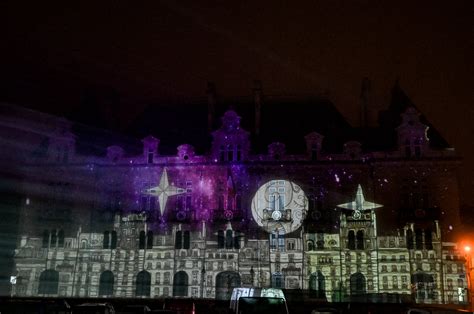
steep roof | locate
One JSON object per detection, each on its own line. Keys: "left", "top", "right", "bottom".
{"left": 127, "top": 95, "right": 354, "bottom": 155}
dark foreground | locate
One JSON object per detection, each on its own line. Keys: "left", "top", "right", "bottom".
{"left": 0, "top": 297, "right": 470, "bottom": 314}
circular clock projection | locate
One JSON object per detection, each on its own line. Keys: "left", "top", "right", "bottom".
{"left": 251, "top": 179, "right": 308, "bottom": 234}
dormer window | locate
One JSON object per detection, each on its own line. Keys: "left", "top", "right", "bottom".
{"left": 344, "top": 141, "right": 362, "bottom": 160}
{"left": 107, "top": 145, "right": 124, "bottom": 163}
{"left": 268, "top": 142, "right": 285, "bottom": 160}
{"left": 397, "top": 108, "right": 429, "bottom": 158}
{"left": 48, "top": 119, "right": 76, "bottom": 163}
{"left": 142, "top": 135, "right": 159, "bottom": 164}
{"left": 148, "top": 149, "right": 154, "bottom": 164}
{"left": 311, "top": 144, "right": 319, "bottom": 160}
{"left": 177, "top": 144, "right": 195, "bottom": 161}
{"left": 211, "top": 110, "right": 250, "bottom": 163}
{"left": 305, "top": 132, "right": 324, "bottom": 161}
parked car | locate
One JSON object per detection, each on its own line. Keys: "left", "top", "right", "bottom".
{"left": 235, "top": 297, "right": 289, "bottom": 314}
{"left": 73, "top": 302, "right": 115, "bottom": 314}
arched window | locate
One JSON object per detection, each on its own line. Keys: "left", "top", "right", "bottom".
{"left": 350, "top": 272, "right": 366, "bottom": 295}
{"left": 99, "top": 271, "right": 114, "bottom": 296}
{"left": 38, "top": 270, "right": 59, "bottom": 295}
{"left": 147, "top": 231, "right": 153, "bottom": 249}
{"left": 136, "top": 271, "right": 151, "bottom": 297}
{"left": 103, "top": 231, "right": 110, "bottom": 249}
{"left": 110, "top": 231, "right": 117, "bottom": 249}
{"left": 415, "top": 229, "right": 423, "bottom": 250}
{"left": 183, "top": 231, "right": 190, "bottom": 249}
{"left": 424, "top": 229, "right": 433, "bottom": 250}
{"left": 406, "top": 229, "right": 414, "bottom": 249}
{"left": 348, "top": 230, "right": 355, "bottom": 250}
{"left": 173, "top": 271, "right": 189, "bottom": 297}
{"left": 57, "top": 230, "right": 64, "bottom": 247}
{"left": 42, "top": 230, "right": 49, "bottom": 248}
{"left": 307, "top": 240, "right": 314, "bottom": 251}
{"left": 175, "top": 231, "right": 182, "bottom": 249}
{"left": 225, "top": 230, "right": 233, "bottom": 249}
{"left": 356, "top": 230, "right": 364, "bottom": 250}
{"left": 309, "top": 271, "right": 325, "bottom": 298}
{"left": 217, "top": 230, "right": 224, "bottom": 249}
{"left": 139, "top": 231, "right": 146, "bottom": 249}
{"left": 215, "top": 271, "right": 241, "bottom": 300}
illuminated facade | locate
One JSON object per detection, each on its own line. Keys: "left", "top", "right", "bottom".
{"left": 8, "top": 85, "right": 466, "bottom": 304}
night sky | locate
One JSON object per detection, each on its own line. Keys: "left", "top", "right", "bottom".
{"left": 2, "top": 1, "right": 473, "bottom": 206}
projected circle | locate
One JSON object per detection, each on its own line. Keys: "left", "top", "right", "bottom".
{"left": 251, "top": 179, "right": 308, "bottom": 233}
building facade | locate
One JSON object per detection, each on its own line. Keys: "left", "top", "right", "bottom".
{"left": 8, "top": 86, "right": 466, "bottom": 304}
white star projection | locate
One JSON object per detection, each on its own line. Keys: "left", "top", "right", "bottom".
{"left": 144, "top": 168, "right": 185, "bottom": 215}
{"left": 337, "top": 184, "right": 382, "bottom": 218}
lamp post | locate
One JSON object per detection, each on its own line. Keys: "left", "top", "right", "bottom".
{"left": 250, "top": 266, "right": 255, "bottom": 287}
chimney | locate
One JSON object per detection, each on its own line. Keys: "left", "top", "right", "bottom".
{"left": 253, "top": 80, "right": 263, "bottom": 135}
{"left": 360, "top": 77, "right": 371, "bottom": 128}
{"left": 207, "top": 82, "right": 216, "bottom": 132}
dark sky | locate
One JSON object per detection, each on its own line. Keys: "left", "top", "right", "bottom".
{"left": 1, "top": 1, "right": 473, "bottom": 205}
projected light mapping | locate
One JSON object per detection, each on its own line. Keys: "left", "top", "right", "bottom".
{"left": 251, "top": 179, "right": 308, "bottom": 234}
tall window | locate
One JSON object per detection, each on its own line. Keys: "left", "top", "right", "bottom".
{"left": 272, "top": 272, "right": 284, "bottom": 288}
{"left": 42, "top": 230, "right": 49, "bottom": 248}
{"left": 406, "top": 229, "right": 414, "bottom": 249}
{"left": 99, "top": 271, "right": 114, "bottom": 296}
{"left": 50, "top": 230, "right": 57, "bottom": 247}
{"left": 225, "top": 230, "right": 233, "bottom": 249}
{"left": 309, "top": 271, "right": 325, "bottom": 298}
{"left": 147, "top": 149, "right": 154, "bottom": 164}
{"left": 270, "top": 229, "right": 285, "bottom": 251}
{"left": 173, "top": 271, "right": 189, "bottom": 297}
{"left": 424, "top": 229, "right": 433, "bottom": 250}
{"left": 311, "top": 143, "right": 319, "bottom": 160}
{"left": 183, "top": 231, "right": 190, "bottom": 249}
{"left": 139, "top": 231, "right": 146, "bottom": 249}
{"left": 356, "top": 230, "right": 364, "bottom": 250}
{"left": 233, "top": 233, "right": 241, "bottom": 249}
{"left": 38, "top": 270, "right": 59, "bottom": 295}
{"left": 57, "top": 230, "right": 64, "bottom": 247}
{"left": 348, "top": 230, "right": 356, "bottom": 250}
{"left": 103, "top": 231, "right": 110, "bottom": 249}
{"left": 136, "top": 271, "right": 151, "bottom": 297}
{"left": 147, "top": 231, "right": 153, "bottom": 249}
{"left": 217, "top": 230, "right": 224, "bottom": 249}
{"left": 111, "top": 231, "right": 117, "bottom": 249}
{"left": 350, "top": 272, "right": 366, "bottom": 295}
{"left": 415, "top": 229, "right": 423, "bottom": 250}
{"left": 175, "top": 230, "right": 190, "bottom": 249}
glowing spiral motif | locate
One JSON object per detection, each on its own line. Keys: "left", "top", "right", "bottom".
{"left": 251, "top": 179, "right": 308, "bottom": 233}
